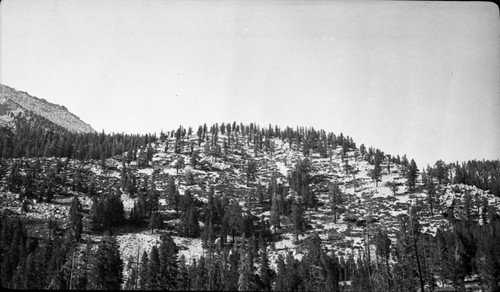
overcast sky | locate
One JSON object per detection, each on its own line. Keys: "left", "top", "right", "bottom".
{"left": 1, "top": 0, "right": 499, "bottom": 167}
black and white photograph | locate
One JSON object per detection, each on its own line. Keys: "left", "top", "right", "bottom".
{"left": 1, "top": 0, "right": 499, "bottom": 291}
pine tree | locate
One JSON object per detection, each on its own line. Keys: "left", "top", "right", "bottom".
{"left": 269, "top": 193, "right": 280, "bottom": 234}
{"left": 385, "top": 180, "right": 399, "bottom": 196}
{"left": 246, "top": 159, "right": 258, "bottom": 187}
{"left": 224, "top": 244, "right": 240, "bottom": 291}
{"left": 260, "top": 243, "right": 272, "bottom": 291}
{"left": 72, "top": 240, "right": 92, "bottom": 290}
{"left": 146, "top": 245, "right": 161, "bottom": 290}
{"left": 274, "top": 254, "right": 287, "bottom": 291}
{"left": 374, "top": 228, "right": 393, "bottom": 291}
{"left": 176, "top": 255, "right": 190, "bottom": 290}
{"left": 329, "top": 182, "right": 343, "bottom": 223}
{"left": 291, "top": 202, "right": 305, "bottom": 243}
{"left": 158, "top": 233, "right": 178, "bottom": 290}
{"left": 475, "top": 220, "right": 500, "bottom": 291}
{"left": 431, "top": 160, "right": 448, "bottom": 185}
{"left": 407, "top": 159, "right": 419, "bottom": 191}
{"left": 138, "top": 251, "right": 149, "bottom": 290}
{"left": 175, "top": 157, "right": 185, "bottom": 174}
{"left": 124, "top": 263, "right": 138, "bottom": 290}
{"left": 87, "top": 236, "right": 123, "bottom": 290}
{"left": 401, "top": 155, "right": 409, "bottom": 176}
{"left": 227, "top": 201, "right": 243, "bottom": 243}
{"left": 370, "top": 156, "right": 382, "bottom": 187}
{"left": 148, "top": 212, "right": 162, "bottom": 233}
{"left": 69, "top": 195, "right": 83, "bottom": 242}
{"left": 166, "top": 176, "right": 180, "bottom": 215}
{"left": 190, "top": 150, "right": 200, "bottom": 169}
{"left": 238, "top": 241, "right": 256, "bottom": 291}
{"left": 193, "top": 256, "right": 206, "bottom": 290}
{"left": 179, "top": 204, "right": 200, "bottom": 238}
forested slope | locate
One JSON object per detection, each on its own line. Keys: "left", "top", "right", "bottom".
{"left": 1, "top": 122, "right": 499, "bottom": 291}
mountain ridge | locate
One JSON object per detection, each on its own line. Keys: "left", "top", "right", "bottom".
{"left": 0, "top": 84, "right": 95, "bottom": 133}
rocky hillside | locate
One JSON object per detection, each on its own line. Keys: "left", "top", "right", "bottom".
{"left": 0, "top": 84, "right": 95, "bottom": 133}
{"left": 1, "top": 124, "right": 499, "bottom": 290}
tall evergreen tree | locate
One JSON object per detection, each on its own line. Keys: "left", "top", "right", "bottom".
{"left": 370, "top": 156, "right": 382, "bottom": 187}
{"left": 407, "top": 159, "right": 419, "bottom": 191}
{"left": 329, "top": 182, "right": 344, "bottom": 223}
{"left": 291, "top": 202, "right": 305, "bottom": 243}
{"left": 158, "top": 233, "right": 178, "bottom": 290}
{"left": 69, "top": 195, "right": 83, "bottom": 242}
{"left": 88, "top": 236, "right": 123, "bottom": 290}
{"left": 138, "top": 251, "right": 149, "bottom": 290}
{"left": 146, "top": 245, "right": 161, "bottom": 290}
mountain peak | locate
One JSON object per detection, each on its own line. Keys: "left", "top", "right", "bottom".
{"left": 0, "top": 84, "right": 95, "bottom": 133}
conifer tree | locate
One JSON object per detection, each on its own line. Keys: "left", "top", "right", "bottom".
{"left": 138, "top": 251, "right": 149, "bottom": 290}
{"left": 269, "top": 193, "right": 280, "bottom": 234}
{"left": 148, "top": 212, "right": 162, "bottom": 233}
{"left": 227, "top": 201, "right": 243, "bottom": 243}
{"left": 260, "top": 242, "right": 272, "bottom": 291}
{"left": 407, "top": 159, "right": 419, "bottom": 191}
{"left": 179, "top": 204, "right": 200, "bottom": 238}
{"left": 69, "top": 195, "right": 83, "bottom": 242}
{"left": 190, "top": 150, "right": 200, "bottom": 169}
{"left": 329, "top": 182, "right": 344, "bottom": 223}
{"left": 401, "top": 155, "right": 409, "bottom": 175}
{"left": 238, "top": 241, "right": 256, "bottom": 291}
{"left": 425, "top": 178, "right": 437, "bottom": 215}
{"left": 385, "top": 180, "right": 399, "bottom": 195}
{"left": 431, "top": 160, "right": 448, "bottom": 185}
{"left": 291, "top": 202, "right": 305, "bottom": 243}
{"left": 146, "top": 245, "right": 161, "bottom": 290}
{"left": 274, "top": 254, "right": 287, "bottom": 291}
{"left": 175, "top": 157, "right": 185, "bottom": 174}
{"left": 158, "top": 233, "right": 178, "bottom": 290}
{"left": 374, "top": 228, "right": 392, "bottom": 291}
{"left": 246, "top": 159, "right": 258, "bottom": 187}
{"left": 176, "top": 255, "right": 189, "bottom": 291}
{"left": 370, "top": 156, "right": 382, "bottom": 187}
{"left": 88, "top": 236, "right": 123, "bottom": 290}
{"left": 125, "top": 261, "right": 138, "bottom": 290}
{"left": 193, "top": 256, "right": 207, "bottom": 290}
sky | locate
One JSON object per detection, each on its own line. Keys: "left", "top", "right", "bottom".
{"left": 1, "top": 0, "right": 499, "bottom": 167}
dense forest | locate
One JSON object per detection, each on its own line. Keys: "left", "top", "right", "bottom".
{"left": 0, "top": 113, "right": 153, "bottom": 160}
{"left": 1, "top": 120, "right": 499, "bottom": 291}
